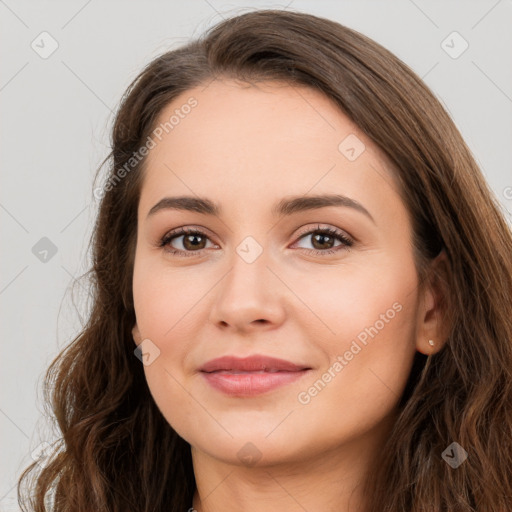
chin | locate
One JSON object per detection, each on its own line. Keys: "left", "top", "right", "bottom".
{"left": 185, "top": 425, "right": 318, "bottom": 468}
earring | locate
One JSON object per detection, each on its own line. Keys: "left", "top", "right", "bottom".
{"left": 428, "top": 339, "right": 435, "bottom": 347}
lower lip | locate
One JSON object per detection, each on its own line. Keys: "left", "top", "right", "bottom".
{"left": 201, "top": 370, "right": 310, "bottom": 396}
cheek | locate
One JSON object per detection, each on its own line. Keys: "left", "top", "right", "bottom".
{"left": 132, "top": 258, "right": 196, "bottom": 389}
{"left": 132, "top": 255, "right": 205, "bottom": 343}
{"left": 288, "top": 253, "right": 418, "bottom": 351}
{"left": 132, "top": 259, "right": 203, "bottom": 438}
{"left": 291, "top": 285, "right": 418, "bottom": 448}
{"left": 291, "top": 253, "right": 419, "bottom": 405}
{"left": 142, "top": 361, "right": 201, "bottom": 446}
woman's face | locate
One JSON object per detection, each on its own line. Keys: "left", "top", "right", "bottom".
{"left": 132, "top": 79, "right": 424, "bottom": 467}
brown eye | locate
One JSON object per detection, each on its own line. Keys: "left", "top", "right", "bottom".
{"left": 293, "top": 226, "right": 354, "bottom": 255}
{"left": 160, "top": 228, "right": 215, "bottom": 257}
{"left": 180, "top": 232, "right": 208, "bottom": 251}
{"left": 310, "top": 231, "right": 337, "bottom": 250}
{"left": 159, "top": 225, "right": 353, "bottom": 258}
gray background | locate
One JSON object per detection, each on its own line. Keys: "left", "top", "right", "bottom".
{"left": 1, "top": 1, "right": 511, "bottom": 509}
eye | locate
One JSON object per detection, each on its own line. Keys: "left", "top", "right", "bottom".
{"left": 159, "top": 224, "right": 354, "bottom": 258}
{"left": 292, "top": 225, "right": 353, "bottom": 256}
{"left": 159, "top": 227, "right": 218, "bottom": 257}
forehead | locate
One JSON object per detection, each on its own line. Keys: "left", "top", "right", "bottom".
{"left": 139, "top": 79, "right": 401, "bottom": 218}
{"left": 152, "top": 78, "right": 364, "bottom": 156}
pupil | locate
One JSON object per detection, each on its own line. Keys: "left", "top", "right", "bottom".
{"left": 314, "top": 233, "right": 332, "bottom": 249}
{"left": 185, "top": 234, "right": 203, "bottom": 250}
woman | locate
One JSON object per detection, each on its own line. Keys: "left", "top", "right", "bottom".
{"left": 18, "top": 9, "right": 512, "bottom": 512}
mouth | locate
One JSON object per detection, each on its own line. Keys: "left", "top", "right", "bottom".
{"left": 200, "top": 354, "right": 311, "bottom": 373}
{"left": 199, "top": 355, "right": 312, "bottom": 396}
{"left": 206, "top": 369, "right": 289, "bottom": 374}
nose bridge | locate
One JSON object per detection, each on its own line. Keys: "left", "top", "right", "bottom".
{"left": 224, "top": 235, "right": 272, "bottom": 302}
{"left": 209, "top": 232, "right": 285, "bottom": 328}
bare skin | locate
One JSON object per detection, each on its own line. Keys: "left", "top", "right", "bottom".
{"left": 131, "top": 79, "right": 448, "bottom": 512}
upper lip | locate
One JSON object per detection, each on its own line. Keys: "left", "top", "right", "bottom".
{"left": 200, "top": 355, "right": 311, "bottom": 373}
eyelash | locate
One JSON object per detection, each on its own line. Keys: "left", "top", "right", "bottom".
{"left": 159, "top": 225, "right": 354, "bottom": 258}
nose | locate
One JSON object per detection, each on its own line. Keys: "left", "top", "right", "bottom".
{"left": 208, "top": 247, "right": 286, "bottom": 333}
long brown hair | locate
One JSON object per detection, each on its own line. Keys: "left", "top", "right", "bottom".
{"left": 17, "top": 9, "right": 512, "bottom": 511}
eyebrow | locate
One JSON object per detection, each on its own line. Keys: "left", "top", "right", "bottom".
{"left": 147, "top": 194, "right": 375, "bottom": 223}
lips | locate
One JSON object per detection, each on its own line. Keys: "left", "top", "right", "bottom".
{"left": 200, "top": 355, "right": 310, "bottom": 373}
{"left": 199, "top": 355, "right": 312, "bottom": 396}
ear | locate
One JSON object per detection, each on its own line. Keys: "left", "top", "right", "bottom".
{"left": 132, "top": 323, "right": 142, "bottom": 347}
{"left": 415, "top": 250, "right": 452, "bottom": 356}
